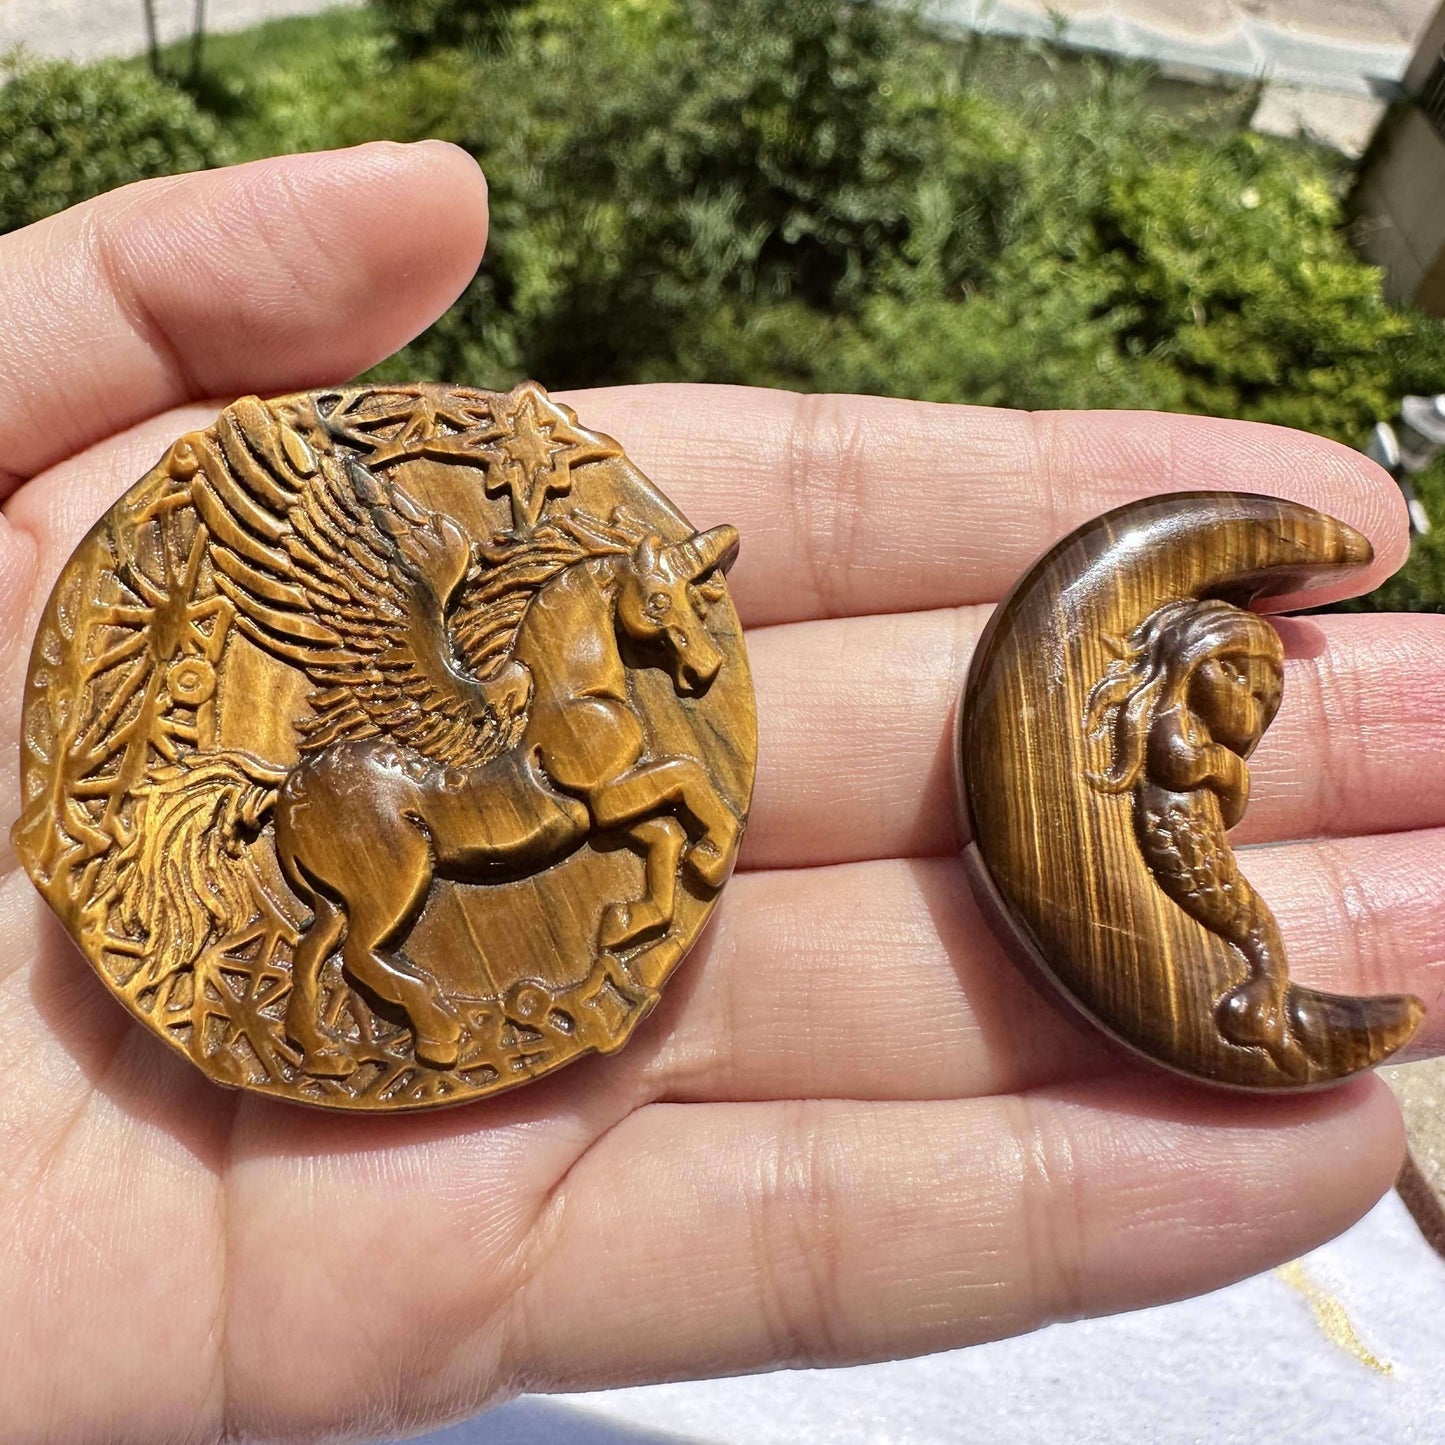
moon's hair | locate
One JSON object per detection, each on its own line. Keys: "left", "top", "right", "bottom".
{"left": 1084, "top": 598, "right": 1279, "bottom": 794}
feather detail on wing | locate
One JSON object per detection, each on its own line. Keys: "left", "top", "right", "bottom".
{"left": 189, "top": 396, "right": 528, "bottom": 768}
{"left": 450, "top": 523, "right": 604, "bottom": 677}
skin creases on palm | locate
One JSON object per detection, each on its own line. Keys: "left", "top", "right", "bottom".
{"left": 0, "top": 142, "right": 1441, "bottom": 1444}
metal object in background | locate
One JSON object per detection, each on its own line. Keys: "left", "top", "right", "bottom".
{"left": 1364, "top": 393, "right": 1445, "bottom": 535}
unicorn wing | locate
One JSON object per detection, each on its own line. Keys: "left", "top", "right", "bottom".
{"left": 188, "top": 396, "right": 527, "bottom": 767}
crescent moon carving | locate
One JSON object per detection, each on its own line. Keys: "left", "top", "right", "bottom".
{"left": 957, "top": 491, "right": 1424, "bottom": 1090}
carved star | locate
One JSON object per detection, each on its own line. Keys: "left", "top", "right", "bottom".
{"left": 471, "top": 382, "right": 620, "bottom": 533}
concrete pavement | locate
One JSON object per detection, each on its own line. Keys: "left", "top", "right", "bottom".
{"left": 0, "top": 0, "right": 362, "bottom": 64}
{"left": 0, "top": 0, "right": 1437, "bottom": 95}
{"left": 926, "top": 0, "right": 1436, "bottom": 94}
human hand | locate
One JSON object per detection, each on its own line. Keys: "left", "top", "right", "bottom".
{"left": 3, "top": 143, "right": 1440, "bottom": 1444}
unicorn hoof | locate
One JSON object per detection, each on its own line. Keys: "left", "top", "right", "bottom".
{"left": 686, "top": 838, "right": 734, "bottom": 888}
{"left": 599, "top": 899, "right": 667, "bottom": 950}
{"left": 599, "top": 901, "right": 634, "bottom": 949}
{"left": 414, "top": 1034, "right": 460, "bottom": 1070}
{"left": 304, "top": 1046, "right": 357, "bottom": 1079}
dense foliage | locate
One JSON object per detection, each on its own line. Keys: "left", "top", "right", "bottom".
{"left": 0, "top": 53, "right": 224, "bottom": 233}
{"left": 371, "top": 0, "right": 528, "bottom": 54}
{"left": 4, "top": 0, "right": 1445, "bottom": 604}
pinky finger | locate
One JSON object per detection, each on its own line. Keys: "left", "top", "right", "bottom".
{"left": 504, "top": 1075, "right": 1403, "bottom": 1390}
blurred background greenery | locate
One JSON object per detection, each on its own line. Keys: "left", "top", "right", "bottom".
{"left": 4, "top": 0, "right": 1444, "bottom": 607}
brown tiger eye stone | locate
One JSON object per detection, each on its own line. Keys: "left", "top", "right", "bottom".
{"left": 16, "top": 382, "right": 756, "bottom": 1111}
{"left": 958, "top": 491, "right": 1423, "bottom": 1090}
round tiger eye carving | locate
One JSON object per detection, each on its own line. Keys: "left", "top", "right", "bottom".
{"left": 958, "top": 491, "right": 1423, "bottom": 1090}
{"left": 16, "top": 382, "right": 756, "bottom": 1110}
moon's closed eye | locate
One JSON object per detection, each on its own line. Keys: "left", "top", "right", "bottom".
{"left": 957, "top": 491, "right": 1424, "bottom": 1090}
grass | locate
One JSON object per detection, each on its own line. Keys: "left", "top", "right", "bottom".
{"left": 153, "top": 7, "right": 391, "bottom": 159}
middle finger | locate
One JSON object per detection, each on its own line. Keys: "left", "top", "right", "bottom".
{"left": 742, "top": 608, "right": 1445, "bottom": 869}
{"left": 625, "top": 834, "right": 1445, "bottom": 1107}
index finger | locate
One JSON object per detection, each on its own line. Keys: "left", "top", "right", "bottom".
{"left": 0, "top": 141, "right": 488, "bottom": 491}
{"left": 561, "top": 384, "right": 1408, "bottom": 626}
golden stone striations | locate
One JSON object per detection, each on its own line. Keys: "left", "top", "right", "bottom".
{"left": 16, "top": 382, "right": 756, "bottom": 1111}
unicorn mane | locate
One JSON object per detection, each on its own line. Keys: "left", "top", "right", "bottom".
{"left": 451, "top": 509, "right": 652, "bottom": 681}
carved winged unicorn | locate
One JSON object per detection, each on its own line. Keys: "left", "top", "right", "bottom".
{"left": 135, "top": 392, "right": 741, "bottom": 1078}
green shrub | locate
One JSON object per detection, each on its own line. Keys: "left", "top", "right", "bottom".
{"left": 369, "top": 3, "right": 1445, "bottom": 455}
{"left": 5, "top": 1, "right": 1445, "bottom": 607}
{"left": 372, "top": 0, "right": 529, "bottom": 54}
{"left": 0, "top": 52, "right": 225, "bottom": 231}
{"left": 378, "top": 0, "right": 1025, "bottom": 387}
{"left": 177, "top": 19, "right": 474, "bottom": 160}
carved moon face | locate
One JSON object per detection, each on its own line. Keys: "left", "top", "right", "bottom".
{"left": 957, "top": 491, "right": 1424, "bottom": 1090}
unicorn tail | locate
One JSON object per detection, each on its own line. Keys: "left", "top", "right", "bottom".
{"left": 111, "top": 750, "right": 289, "bottom": 984}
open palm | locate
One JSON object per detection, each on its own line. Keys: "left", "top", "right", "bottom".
{"left": 3, "top": 143, "right": 1441, "bottom": 1445}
